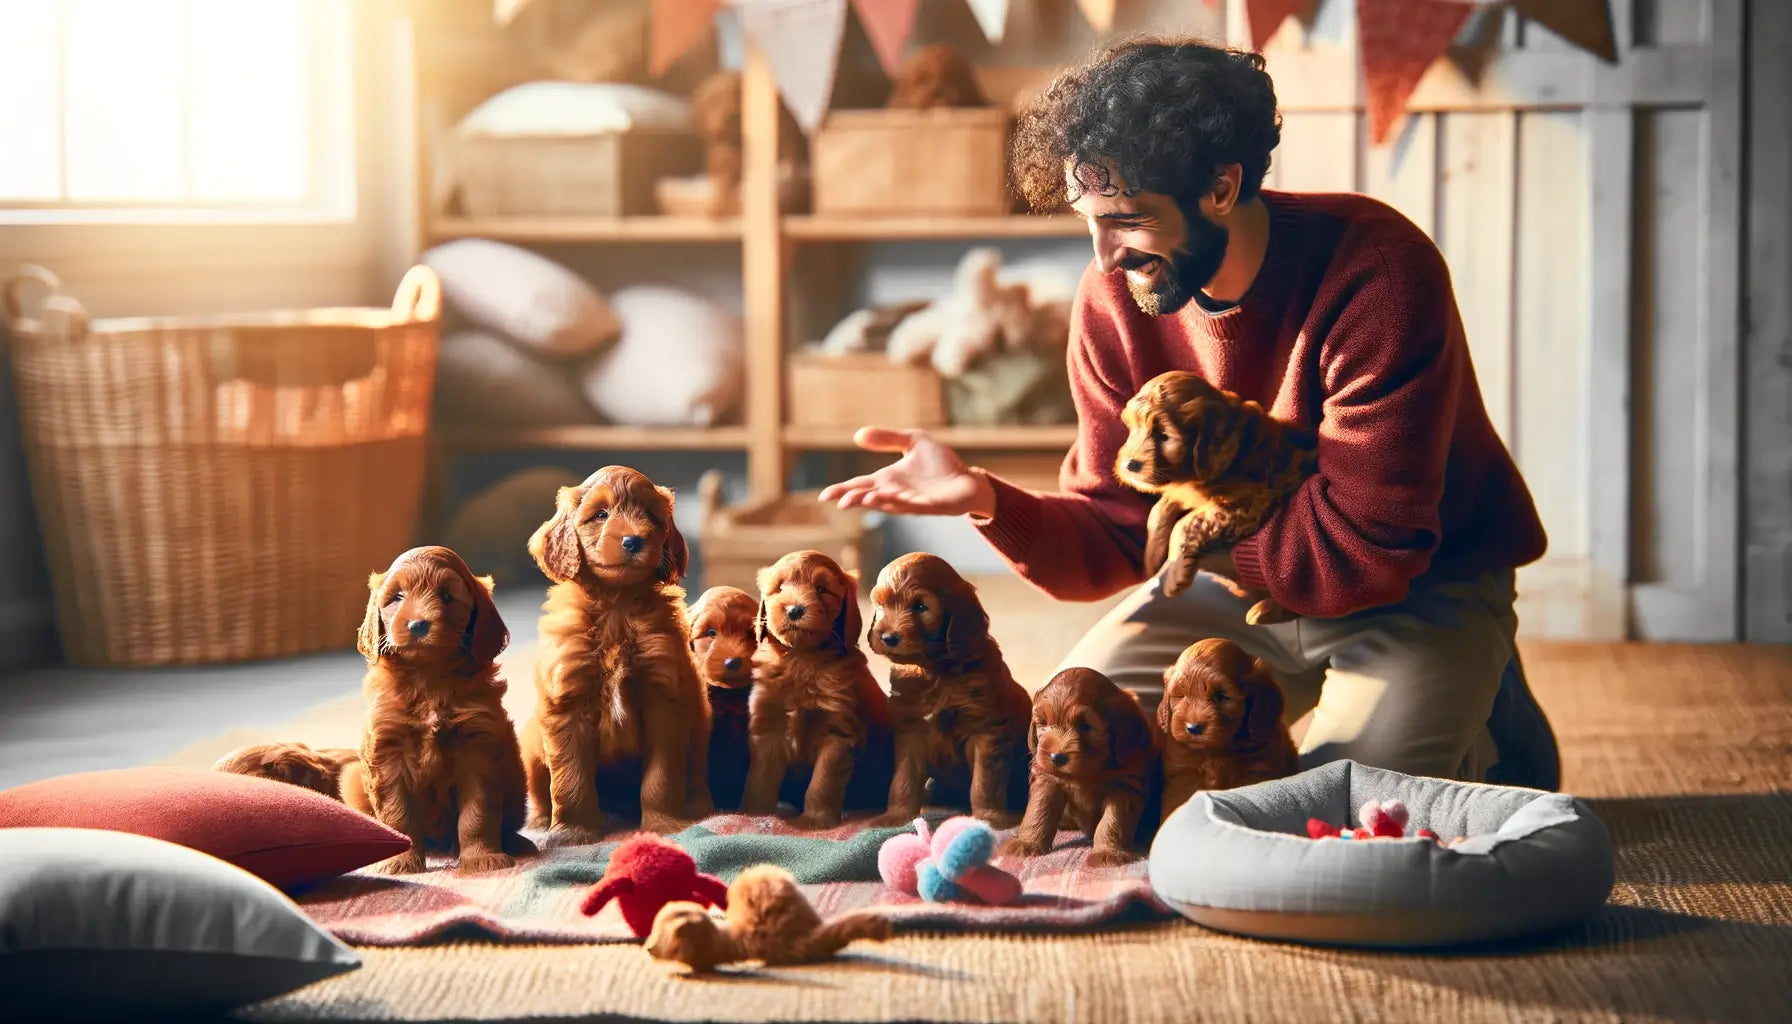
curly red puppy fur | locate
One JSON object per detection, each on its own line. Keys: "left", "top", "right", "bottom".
{"left": 1000, "top": 667, "right": 1159, "bottom": 867}
{"left": 1157, "top": 639, "right": 1300, "bottom": 824}
{"left": 1115, "top": 371, "right": 1317, "bottom": 623}
{"left": 522, "top": 467, "right": 712, "bottom": 843}
{"left": 742, "top": 550, "right": 893, "bottom": 829}
{"left": 345, "top": 545, "right": 532, "bottom": 875}
{"left": 865, "top": 553, "right": 1030, "bottom": 827}
{"left": 212, "top": 742, "right": 359, "bottom": 800}
{"left": 688, "top": 585, "right": 759, "bottom": 811}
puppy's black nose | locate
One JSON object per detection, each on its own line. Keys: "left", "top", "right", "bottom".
{"left": 722, "top": 657, "right": 742, "bottom": 671}
{"left": 1126, "top": 459, "right": 1143, "bottom": 473}
{"left": 406, "top": 619, "right": 430, "bottom": 638}
{"left": 620, "top": 535, "right": 644, "bottom": 554}
{"left": 880, "top": 632, "right": 902, "bottom": 648}
{"left": 786, "top": 604, "right": 806, "bottom": 621}
{"left": 1186, "top": 722, "right": 1205, "bottom": 736}
{"left": 1049, "top": 752, "right": 1069, "bottom": 767}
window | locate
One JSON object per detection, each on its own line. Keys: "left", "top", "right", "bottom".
{"left": 0, "top": 0, "right": 355, "bottom": 223}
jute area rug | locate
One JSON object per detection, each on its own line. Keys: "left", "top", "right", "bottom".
{"left": 157, "top": 580, "right": 1792, "bottom": 1024}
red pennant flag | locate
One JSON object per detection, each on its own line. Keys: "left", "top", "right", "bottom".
{"left": 850, "top": 0, "right": 920, "bottom": 77}
{"left": 1245, "top": 0, "right": 1305, "bottom": 52}
{"left": 1358, "top": 0, "right": 1474, "bottom": 145}
{"left": 1513, "top": 0, "right": 1618, "bottom": 63}
{"left": 650, "top": 0, "right": 722, "bottom": 77}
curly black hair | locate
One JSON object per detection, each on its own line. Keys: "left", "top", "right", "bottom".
{"left": 1011, "top": 37, "right": 1282, "bottom": 213}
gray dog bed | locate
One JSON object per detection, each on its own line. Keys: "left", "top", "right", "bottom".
{"left": 1148, "top": 760, "right": 1615, "bottom": 948}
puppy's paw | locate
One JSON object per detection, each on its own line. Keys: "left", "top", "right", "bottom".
{"left": 974, "top": 808, "right": 1022, "bottom": 829}
{"left": 867, "top": 810, "right": 922, "bottom": 829}
{"left": 455, "top": 848, "right": 515, "bottom": 874}
{"left": 640, "top": 813, "right": 693, "bottom": 836}
{"left": 686, "top": 796, "right": 716, "bottom": 820}
{"left": 1161, "top": 558, "right": 1196, "bottom": 598}
{"left": 544, "top": 824, "right": 607, "bottom": 849}
{"left": 525, "top": 812, "right": 552, "bottom": 832}
{"left": 1245, "top": 599, "right": 1298, "bottom": 625}
{"left": 790, "top": 811, "right": 841, "bottom": 831}
{"left": 369, "top": 849, "right": 427, "bottom": 876}
{"left": 1084, "top": 847, "right": 1141, "bottom": 869}
{"left": 999, "top": 836, "right": 1049, "bottom": 859}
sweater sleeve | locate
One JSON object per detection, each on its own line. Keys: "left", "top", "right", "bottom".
{"left": 1230, "top": 242, "right": 1460, "bottom": 618}
{"left": 971, "top": 281, "right": 1153, "bottom": 602}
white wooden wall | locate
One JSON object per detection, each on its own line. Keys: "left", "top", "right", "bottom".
{"left": 1228, "top": 0, "right": 1745, "bottom": 641}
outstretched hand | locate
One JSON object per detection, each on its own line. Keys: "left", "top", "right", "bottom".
{"left": 815, "top": 427, "right": 997, "bottom": 519}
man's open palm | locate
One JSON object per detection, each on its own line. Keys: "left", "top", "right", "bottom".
{"left": 816, "top": 427, "right": 995, "bottom": 518}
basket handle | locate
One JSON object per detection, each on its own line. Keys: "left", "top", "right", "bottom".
{"left": 391, "top": 265, "right": 442, "bottom": 322}
{"left": 2, "top": 264, "right": 91, "bottom": 341}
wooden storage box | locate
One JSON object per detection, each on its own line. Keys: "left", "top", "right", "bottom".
{"left": 811, "top": 108, "right": 1011, "bottom": 217}
{"left": 697, "top": 472, "right": 880, "bottom": 595}
{"left": 453, "top": 129, "right": 701, "bottom": 217}
{"left": 785, "top": 351, "right": 946, "bottom": 430}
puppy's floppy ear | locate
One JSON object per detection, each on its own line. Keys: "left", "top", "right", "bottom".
{"left": 1238, "top": 658, "right": 1286, "bottom": 748}
{"left": 356, "top": 571, "right": 388, "bottom": 663}
{"left": 1155, "top": 665, "right": 1179, "bottom": 739}
{"left": 1189, "top": 396, "right": 1244, "bottom": 480}
{"left": 528, "top": 485, "right": 587, "bottom": 582}
{"left": 464, "top": 572, "right": 508, "bottom": 666}
{"left": 831, "top": 568, "right": 863, "bottom": 648}
{"left": 1104, "top": 690, "right": 1151, "bottom": 769}
{"left": 940, "top": 577, "right": 988, "bottom": 662}
{"left": 655, "top": 485, "right": 689, "bottom": 584}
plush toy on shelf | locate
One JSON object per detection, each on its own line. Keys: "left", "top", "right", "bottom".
{"left": 644, "top": 865, "right": 893, "bottom": 973}
{"left": 1306, "top": 800, "right": 1466, "bottom": 847}
{"left": 878, "top": 817, "right": 1023, "bottom": 906}
{"left": 580, "top": 834, "right": 729, "bottom": 938}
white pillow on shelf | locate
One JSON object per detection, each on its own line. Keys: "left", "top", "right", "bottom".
{"left": 456, "top": 81, "right": 693, "bottom": 138}
{"left": 581, "top": 285, "right": 743, "bottom": 427}
{"left": 422, "top": 239, "right": 621, "bottom": 358}
{"left": 435, "top": 329, "right": 597, "bottom": 428}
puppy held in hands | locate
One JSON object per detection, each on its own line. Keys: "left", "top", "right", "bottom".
{"left": 865, "top": 553, "right": 1030, "bottom": 827}
{"left": 524, "top": 466, "right": 713, "bottom": 845}
{"left": 348, "top": 546, "right": 533, "bottom": 875}
{"left": 1157, "top": 639, "right": 1300, "bottom": 825}
{"left": 1115, "top": 371, "right": 1317, "bottom": 623}
{"left": 741, "top": 550, "right": 894, "bottom": 829}
{"left": 688, "top": 585, "right": 760, "bottom": 812}
{"left": 1000, "top": 667, "right": 1159, "bottom": 868}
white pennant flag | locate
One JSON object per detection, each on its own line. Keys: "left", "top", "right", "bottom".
{"left": 731, "top": 0, "right": 848, "bottom": 134}
{"left": 964, "top": 0, "right": 1010, "bottom": 45}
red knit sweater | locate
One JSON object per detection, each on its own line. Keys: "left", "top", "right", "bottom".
{"left": 973, "top": 189, "right": 1547, "bottom": 618}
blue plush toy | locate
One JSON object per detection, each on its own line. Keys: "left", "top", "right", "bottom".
{"left": 878, "top": 816, "right": 1023, "bottom": 905}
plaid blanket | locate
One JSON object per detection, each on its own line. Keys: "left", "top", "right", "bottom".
{"left": 294, "top": 813, "right": 1172, "bottom": 946}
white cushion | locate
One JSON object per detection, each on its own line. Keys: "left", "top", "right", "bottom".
{"left": 0, "top": 827, "right": 360, "bottom": 1020}
{"left": 581, "top": 285, "right": 743, "bottom": 427}
{"left": 456, "top": 81, "right": 691, "bottom": 137}
{"left": 435, "top": 329, "right": 596, "bottom": 427}
{"left": 423, "top": 239, "right": 620, "bottom": 357}
{"left": 1148, "top": 760, "right": 1616, "bottom": 948}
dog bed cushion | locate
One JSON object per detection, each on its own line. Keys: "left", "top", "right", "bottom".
{"left": 0, "top": 827, "right": 360, "bottom": 1020}
{"left": 1148, "top": 760, "right": 1615, "bottom": 948}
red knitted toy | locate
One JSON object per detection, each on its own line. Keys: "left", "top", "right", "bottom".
{"left": 1306, "top": 800, "right": 1459, "bottom": 845}
{"left": 580, "top": 835, "right": 729, "bottom": 938}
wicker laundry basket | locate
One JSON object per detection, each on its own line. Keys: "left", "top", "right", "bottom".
{"left": 0, "top": 265, "right": 443, "bottom": 667}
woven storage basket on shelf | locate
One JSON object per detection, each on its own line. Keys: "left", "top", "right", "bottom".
{"left": 0, "top": 265, "right": 443, "bottom": 667}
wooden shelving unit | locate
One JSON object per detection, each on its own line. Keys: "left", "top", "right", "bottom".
{"left": 412, "top": 23, "right": 1078, "bottom": 496}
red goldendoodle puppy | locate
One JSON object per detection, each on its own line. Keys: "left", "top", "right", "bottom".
{"left": 1156, "top": 638, "right": 1300, "bottom": 824}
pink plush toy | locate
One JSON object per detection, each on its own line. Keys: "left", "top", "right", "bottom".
{"left": 878, "top": 817, "right": 1023, "bottom": 906}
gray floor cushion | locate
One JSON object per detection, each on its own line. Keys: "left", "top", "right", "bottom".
{"left": 1147, "top": 759, "right": 1615, "bottom": 948}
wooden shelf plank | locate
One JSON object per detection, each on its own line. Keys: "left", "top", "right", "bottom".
{"left": 437, "top": 425, "right": 752, "bottom": 451}
{"left": 783, "top": 424, "right": 1078, "bottom": 451}
{"left": 429, "top": 216, "right": 743, "bottom": 243}
{"left": 782, "top": 215, "right": 1086, "bottom": 241}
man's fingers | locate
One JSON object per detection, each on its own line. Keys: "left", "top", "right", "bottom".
{"left": 853, "top": 426, "right": 921, "bottom": 454}
{"left": 818, "top": 474, "right": 880, "bottom": 503}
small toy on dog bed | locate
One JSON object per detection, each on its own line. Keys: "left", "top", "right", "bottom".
{"left": 878, "top": 817, "right": 1022, "bottom": 905}
{"left": 580, "top": 834, "right": 729, "bottom": 938}
{"left": 1305, "top": 800, "right": 1466, "bottom": 846}
{"left": 644, "top": 864, "right": 893, "bottom": 973}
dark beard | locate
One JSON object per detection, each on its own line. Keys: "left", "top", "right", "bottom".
{"left": 1126, "top": 205, "right": 1230, "bottom": 316}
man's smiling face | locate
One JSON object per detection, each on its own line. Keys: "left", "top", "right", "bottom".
{"left": 1067, "top": 159, "right": 1229, "bottom": 317}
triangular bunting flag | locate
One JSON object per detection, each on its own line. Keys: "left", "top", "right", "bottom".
{"left": 850, "top": 0, "right": 920, "bottom": 77}
{"left": 733, "top": 0, "right": 848, "bottom": 134}
{"left": 1358, "top": 0, "right": 1474, "bottom": 145}
{"left": 1513, "top": 0, "right": 1618, "bottom": 63}
{"left": 1244, "top": 0, "right": 1305, "bottom": 52}
{"left": 651, "top": 0, "right": 723, "bottom": 77}
{"left": 1075, "top": 0, "right": 1117, "bottom": 34}
{"left": 964, "top": 0, "right": 1010, "bottom": 46}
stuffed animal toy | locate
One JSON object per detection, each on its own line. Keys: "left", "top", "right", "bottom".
{"left": 643, "top": 864, "right": 893, "bottom": 973}
{"left": 878, "top": 817, "right": 1023, "bottom": 906}
{"left": 886, "top": 248, "right": 1041, "bottom": 378}
{"left": 580, "top": 835, "right": 729, "bottom": 938}
{"left": 1306, "top": 800, "right": 1464, "bottom": 846}
{"left": 886, "top": 44, "right": 988, "bottom": 109}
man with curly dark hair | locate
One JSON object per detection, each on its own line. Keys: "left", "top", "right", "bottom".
{"left": 819, "top": 38, "right": 1559, "bottom": 790}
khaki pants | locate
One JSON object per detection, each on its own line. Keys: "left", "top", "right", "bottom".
{"left": 1056, "top": 569, "right": 1518, "bottom": 782}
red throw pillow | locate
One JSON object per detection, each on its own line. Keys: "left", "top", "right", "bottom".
{"left": 0, "top": 767, "right": 409, "bottom": 890}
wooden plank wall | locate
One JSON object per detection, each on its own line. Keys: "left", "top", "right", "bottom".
{"left": 1230, "top": 0, "right": 1746, "bottom": 640}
